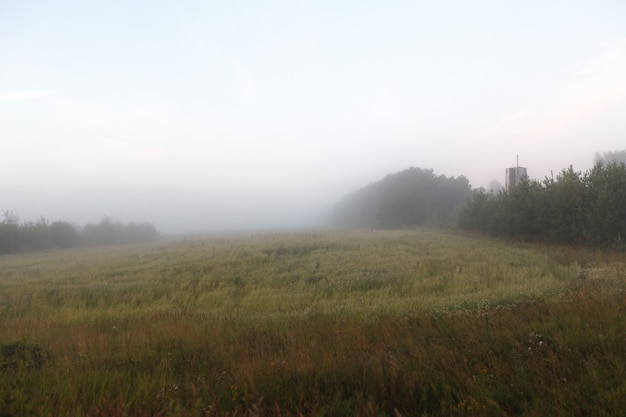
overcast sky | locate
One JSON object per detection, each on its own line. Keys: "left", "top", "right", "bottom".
{"left": 2, "top": 0, "right": 626, "bottom": 233}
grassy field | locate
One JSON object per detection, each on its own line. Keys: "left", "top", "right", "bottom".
{"left": 1, "top": 229, "right": 625, "bottom": 416}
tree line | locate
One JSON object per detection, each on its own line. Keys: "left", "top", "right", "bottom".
{"left": 0, "top": 213, "right": 160, "bottom": 254}
{"left": 332, "top": 167, "right": 472, "bottom": 229}
{"left": 457, "top": 160, "right": 626, "bottom": 247}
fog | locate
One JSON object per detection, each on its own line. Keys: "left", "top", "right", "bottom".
{"left": 2, "top": 181, "right": 339, "bottom": 234}
{"left": 2, "top": 1, "right": 626, "bottom": 234}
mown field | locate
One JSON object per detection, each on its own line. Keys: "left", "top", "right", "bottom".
{"left": 1, "top": 229, "right": 625, "bottom": 416}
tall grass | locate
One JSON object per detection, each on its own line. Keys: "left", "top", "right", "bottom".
{"left": 0, "top": 229, "right": 624, "bottom": 415}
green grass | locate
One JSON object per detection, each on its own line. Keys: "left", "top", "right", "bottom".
{"left": 0, "top": 229, "right": 624, "bottom": 416}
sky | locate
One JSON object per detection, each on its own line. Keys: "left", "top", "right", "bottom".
{"left": 2, "top": 0, "right": 626, "bottom": 233}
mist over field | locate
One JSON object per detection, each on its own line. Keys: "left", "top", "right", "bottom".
{"left": 2, "top": 1, "right": 626, "bottom": 233}
{"left": 2, "top": 182, "right": 336, "bottom": 234}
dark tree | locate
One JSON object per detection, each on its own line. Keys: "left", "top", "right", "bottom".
{"left": 584, "top": 161, "right": 626, "bottom": 245}
{"left": 0, "top": 211, "right": 20, "bottom": 254}
{"left": 542, "top": 166, "right": 586, "bottom": 244}
{"left": 49, "top": 221, "right": 79, "bottom": 248}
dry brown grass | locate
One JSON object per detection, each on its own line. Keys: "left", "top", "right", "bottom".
{"left": 1, "top": 230, "right": 625, "bottom": 415}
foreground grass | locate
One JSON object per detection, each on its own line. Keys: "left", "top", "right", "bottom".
{"left": 0, "top": 229, "right": 624, "bottom": 416}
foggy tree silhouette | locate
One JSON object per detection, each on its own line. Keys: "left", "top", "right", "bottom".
{"left": 0, "top": 213, "right": 159, "bottom": 254}
{"left": 332, "top": 167, "right": 472, "bottom": 229}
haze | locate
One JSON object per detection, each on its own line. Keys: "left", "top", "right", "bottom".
{"left": 2, "top": 1, "right": 626, "bottom": 234}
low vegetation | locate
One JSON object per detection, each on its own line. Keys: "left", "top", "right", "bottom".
{"left": 1, "top": 230, "right": 625, "bottom": 416}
